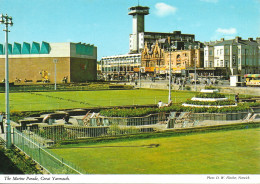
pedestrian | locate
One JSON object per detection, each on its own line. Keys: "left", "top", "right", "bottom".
{"left": 0, "top": 112, "right": 4, "bottom": 133}
{"left": 235, "top": 93, "right": 239, "bottom": 103}
{"left": 158, "top": 100, "right": 163, "bottom": 108}
{"left": 63, "top": 113, "right": 70, "bottom": 124}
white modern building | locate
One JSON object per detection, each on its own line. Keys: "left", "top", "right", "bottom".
{"left": 100, "top": 53, "right": 141, "bottom": 79}
{"left": 204, "top": 37, "right": 260, "bottom": 76}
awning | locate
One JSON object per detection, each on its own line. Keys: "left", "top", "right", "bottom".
{"left": 244, "top": 74, "right": 260, "bottom": 78}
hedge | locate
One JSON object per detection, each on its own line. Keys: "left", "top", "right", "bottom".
{"left": 185, "top": 99, "right": 236, "bottom": 106}
{"left": 99, "top": 103, "right": 251, "bottom": 117}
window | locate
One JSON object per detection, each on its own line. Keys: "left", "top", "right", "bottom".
{"left": 176, "top": 54, "right": 181, "bottom": 64}
{"left": 225, "top": 60, "right": 228, "bottom": 67}
{"left": 220, "top": 60, "right": 223, "bottom": 66}
{"left": 220, "top": 49, "right": 223, "bottom": 55}
{"left": 146, "top": 61, "right": 150, "bottom": 67}
{"left": 238, "top": 58, "right": 241, "bottom": 65}
{"left": 225, "top": 49, "right": 229, "bottom": 55}
{"left": 209, "top": 50, "right": 213, "bottom": 56}
{"left": 209, "top": 61, "right": 213, "bottom": 67}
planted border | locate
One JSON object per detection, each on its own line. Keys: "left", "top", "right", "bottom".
{"left": 100, "top": 103, "right": 251, "bottom": 117}
{"left": 195, "top": 93, "right": 225, "bottom": 98}
{"left": 184, "top": 99, "right": 236, "bottom": 106}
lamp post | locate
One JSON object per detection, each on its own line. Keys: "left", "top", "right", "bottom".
{"left": 168, "top": 49, "right": 172, "bottom": 103}
{"left": 139, "top": 57, "right": 141, "bottom": 88}
{"left": 194, "top": 57, "right": 197, "bottom": 91}
{"left": 53, "top": 59, "right": 58, "bottom": 90}
{"left": 0, "top": 14, "right": 13, "bottom": 149}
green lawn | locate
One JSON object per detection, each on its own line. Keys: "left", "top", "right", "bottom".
{"left": 51, "top": 128, "right": 260, "bottom": 174}
{"left": 0, "top": 89, "right": 197, "bottom": 111}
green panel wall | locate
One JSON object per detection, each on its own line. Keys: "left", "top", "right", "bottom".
{"left": 0, "top": 44, "right": 3, "bottom": 55}
{"left": 3, "top": 44, "right": 13, "bottom": 54}
{"left": 22, "top": 42, "right": 31, "bottom": 54}
{"left": 13, "top": 42, "right": 22, "bottom": 54}
{"left": 76, "top": 43, "right": 83, "bottom": 55}
{"left": 40, "top": 41, "right": 50, "bottom": 54}
{"left": 31, "top": 42, "right": 40, "bottom": 54}
{"left": 76, "top": 43, "right": 94, "bottom": 56}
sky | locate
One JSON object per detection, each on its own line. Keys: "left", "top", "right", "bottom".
{"left": 0, "top": 0, "right": 259, "bottom": 60}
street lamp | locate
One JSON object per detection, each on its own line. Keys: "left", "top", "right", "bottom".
{"left": 168, "top": 49, "right": 172, "bottom": 104}
{"left": 194, "top": 57, "right": 197, "bottom": 91}
{"left": 139, "top": 57, "right": 141, "bottom": 88}
{"left": 0, "top": 14, "right": 13, "bottom": 149}
{"left": 53, "top": 59, "right": 58, "bottom": 90}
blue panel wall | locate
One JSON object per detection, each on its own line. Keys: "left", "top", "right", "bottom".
{"left": 13, "top": 42, "right": 22, "bottom": 54}
{"left": 22, "top": 42, "right": 31, "bottom": 54}
{"left": 31, "top": 42, "right": 40, "bottom": 54}
{"left": 40, "top": 41, "right": 50, "bottom": 54}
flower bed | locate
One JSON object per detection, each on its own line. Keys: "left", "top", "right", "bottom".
{"left": 195, "top": 93, "right": 225, "bottom": 99}
{"left": 184, "top": 99, "right": 236, "bottom": 106}
{"left": 182, "top": 103, "right": 237, "bottom": 108}
{"left": 191, "top": 97, "right": 228, "bottom": 102}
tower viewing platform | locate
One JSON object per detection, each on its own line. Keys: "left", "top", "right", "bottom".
{"left": 128, "top": 6, "right": 150, "bottom": 15}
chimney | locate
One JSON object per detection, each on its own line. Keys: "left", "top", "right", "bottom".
{"left": 221, "top": 38, "right": 225, "bottom": 41}
{"left": 235, "top": 36, "right": 241, "bottom": 42}
{"left": 256, "top": 37, "right": 260, "bottom": 44}
{"left": 248, "top": 38, "right": 253, "bottom": 42}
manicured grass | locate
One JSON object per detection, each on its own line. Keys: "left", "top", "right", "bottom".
{"left": 0, "top": 89, "right": 197, "bottom": 111}
{"left": 51, "top": 128, "right": 260, "bottom": 174}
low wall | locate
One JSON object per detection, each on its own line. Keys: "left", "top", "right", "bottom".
{"left": 130, "top": 82, "right": 260, "bottom": 96}
{"left": 101, "top": 113, "right": 161, "bottom": 126}
{"left": 190, "top": 111, "right": 249, "bottom": 121}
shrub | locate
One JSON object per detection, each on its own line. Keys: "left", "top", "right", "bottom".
{"left": 205, "top": 86, "right": 218, "bottom": 90}
{"left": 185, "top": 86, "right": 191, "bottom": 91}
{"left": 107, "top": 124, "right": 140, "bottom": 136}
{"left": 195, "top": 93, "right": 225, "bottom": 98}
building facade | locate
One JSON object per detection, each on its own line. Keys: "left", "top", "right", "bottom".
{"left": 141, "top": 40, "right": 204, "bottom": 76}
{"left": 100, "top": 53, "right": 141, "bottom": 80}
{"left": 0, "top": 42, "right": 97, "bottom": 84}
{"left": 204, "top": 37, "right": 260, "bottom": 76}
{"left": 101, "top": 5, "right": 203, "bottom": 78}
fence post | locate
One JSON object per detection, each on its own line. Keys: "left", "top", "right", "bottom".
{"left": 12, "top": 128, "right": 15, "bottom": 145}
{"left": 38, "top": 143, "right": 41, "bottom": 165}
{"left": 22, "top": 133, "right": 24, "bottom": 150}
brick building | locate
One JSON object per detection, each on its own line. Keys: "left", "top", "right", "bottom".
{"left": 0, "top": 41, "right": 97, "bottom": 84}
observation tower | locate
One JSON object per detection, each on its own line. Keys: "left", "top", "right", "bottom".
{"left": 128, "top": 5, "right": 149, "bottom": 53}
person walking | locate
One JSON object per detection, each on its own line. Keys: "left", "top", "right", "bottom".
{"left": 63, "top": 113, "right": 70, "bottom": 124}
{"left": 235, "top": 93, "right": 239, "bottom": 103}
{"left": 0, "top": 112, "right": 4, "bottom": 133}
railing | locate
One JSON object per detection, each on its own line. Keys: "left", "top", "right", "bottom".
{"left": 19, "top": 113, "right": 169, "bottom": 142}
{"left": 12, "top": 128, "right": 85, "bottom": 174}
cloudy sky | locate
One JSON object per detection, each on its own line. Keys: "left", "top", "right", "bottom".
{"left": 0, "top": 0, "right": 259, "bottom": 60}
